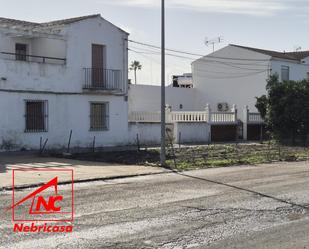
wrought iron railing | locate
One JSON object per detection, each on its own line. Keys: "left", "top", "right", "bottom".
{"left": 1, "top": 52, "right": 66, "bottom": 64}
{"left": 83, "top": 68, "right": 123, "bottom": 91}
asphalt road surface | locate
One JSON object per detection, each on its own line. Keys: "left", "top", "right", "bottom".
{"left": 1, "top": 161, "right": 309, "bottom": 249}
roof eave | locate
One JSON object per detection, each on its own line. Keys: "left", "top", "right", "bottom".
{"left": 270, "top": 57, "right": 301, "bottom": 63}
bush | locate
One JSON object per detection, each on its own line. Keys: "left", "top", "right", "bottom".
{"left": 256, "top": 75, "right": 309, "bottom": 145}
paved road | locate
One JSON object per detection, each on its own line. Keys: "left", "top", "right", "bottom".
{"left": 1, "top": 161, "right": 309, "bottom": 248}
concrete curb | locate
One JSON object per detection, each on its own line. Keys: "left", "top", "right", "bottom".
{"left": 0, "top": 169, "right": 174, "bottom": 192}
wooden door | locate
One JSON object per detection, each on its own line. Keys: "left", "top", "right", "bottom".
{"left": 92, "top": 44, "right": 105, "bottom": 87}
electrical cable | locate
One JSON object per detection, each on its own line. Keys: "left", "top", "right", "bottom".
{"left": 127, "top": 39, "right": 270, "bottom": 62}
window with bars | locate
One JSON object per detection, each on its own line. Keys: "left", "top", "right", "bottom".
{"left": 281, "top": 65, "right": 290, "bottom": 81}
{"left": 25, "top": 100, "right": 48, "bottom": 132}
{"left": 90, "top": 102, "right": 109, "bottom": 131}
{"left": 15, "top": 43, "right": 28, "bottom": 61}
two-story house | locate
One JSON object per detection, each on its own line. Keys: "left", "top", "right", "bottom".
{"left": 192, "top": 44, "right": 309, "bottom": 115}
{"left": 0, "top": 14, "right": 129, "bottom": 151}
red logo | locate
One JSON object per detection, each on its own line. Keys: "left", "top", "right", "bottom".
{"left": 8, "top": 169, "right": 74, "bottom": 233}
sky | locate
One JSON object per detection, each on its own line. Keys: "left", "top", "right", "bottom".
{"left": 1, "top": 0, "right": 309, "bottom": 85}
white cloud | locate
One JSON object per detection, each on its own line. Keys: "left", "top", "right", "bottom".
{"left": 96, "top": 0, "right": 302, "bottom": 16}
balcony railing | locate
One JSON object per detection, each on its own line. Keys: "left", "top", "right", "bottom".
{"left": 129, "top": 111, "right": 237, "bottom": 124}
{"left": 83, "top": 68, "right": 123, "bottom": 91}
{"left": 248, "top": 112, "right": 264, "bottom": 123}
{"left": 1, "top": 52, "right": 66, "bottom": 64}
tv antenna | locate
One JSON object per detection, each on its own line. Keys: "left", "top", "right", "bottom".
{"left": 205, "top": 36, "right": 224, "bottom": 52}
{"left": 294, "top": 46, "right": 302, "bottom": 52}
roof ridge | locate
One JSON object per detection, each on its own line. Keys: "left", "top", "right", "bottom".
{"left": 0, "top": 14, "right": 128, "bottom": 34}
{"left": 0, "top": 17, "right": 40, "bottom": 26}
{"left": 229, "top": 44, "right": 309, "bottom": 61}
{"left": 40, "top": 14, "right": 101, "bottom": 26}
{"left": 230, "top": 44, "right": 284, "bottom": 54}
{"left": 0, "top": 14, "right": 101, "bottom": 28}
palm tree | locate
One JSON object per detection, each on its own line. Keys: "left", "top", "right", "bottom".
{"left": 130, "top": 61, "right": 142, "bottom": 84}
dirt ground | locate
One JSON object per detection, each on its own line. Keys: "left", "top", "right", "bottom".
{"left": 61, "top": 143, "right": 309, "bottom": 170}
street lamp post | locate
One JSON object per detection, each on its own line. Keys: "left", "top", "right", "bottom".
{"left": 160, "top": 0, "right": 166, "bottom": 166}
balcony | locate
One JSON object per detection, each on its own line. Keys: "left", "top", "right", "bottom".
{"left": 1, "top": 52, "right": 66, "bottom": 65}
{"left": 83, "top": 68, "right": 124, "bottom": 93}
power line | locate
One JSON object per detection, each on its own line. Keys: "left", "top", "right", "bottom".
{"left": 128, "top": 39, "right": 203, "bottom": 57}
{"left": 129, "top": 48, "right": 188, "bottom": 70}
{"left": 130, "top": 45, "right": 161, "bottom": 55}
{"left": 129, "top": 48, "right": 161, "bottom": 64}
{"left": 130, "top": 47, "right": 269, "bottom": 79}
{"left": 129, "top": 48, "right": 269, "bottom": 71}
{"left": 128, "top": 45, "right": 269, "bottom": 68}
{"left": 127, "top": 39, "right": 270, "bottom": 62}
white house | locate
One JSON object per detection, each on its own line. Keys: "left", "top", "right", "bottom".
{"left": 0, "top": 14, "right": 129, "bottom": 151}
{"left": 192, "top": 44, "right": 309, "bottom": 115}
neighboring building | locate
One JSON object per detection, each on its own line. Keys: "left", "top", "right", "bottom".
{"left": 128, "top": 45, "right": 309, "bottom": 143}
{"left": 172, "top": 73, "right": 193, "bottom": 88}
{"left": 0, "top": 14, "right": 129, "bottom": 151}
{"left": 192, "top": 44, "right": 309, "bottom": 116}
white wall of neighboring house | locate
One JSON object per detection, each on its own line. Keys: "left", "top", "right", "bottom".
{"left": 271, "top": 59, "right": 309, "bottom": 82}
{"left": 0, "top": 15, "right": 130, "bottom": 151}
{"left": 192, "top": 46, "right": 271, "bottom": 118}
{"left": 128, "top": 84, "right": 202, "bottom": 112}
{"left": 192, "top": 45, "right": 309, "bottom": 121}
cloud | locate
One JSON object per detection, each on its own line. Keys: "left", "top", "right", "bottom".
{"left": 96, "top": 0, "right": 303, "bottom": 16}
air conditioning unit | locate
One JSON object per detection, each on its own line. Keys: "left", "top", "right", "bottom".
{"left": 217, "top": 102, "right": 229, "bottom": 112}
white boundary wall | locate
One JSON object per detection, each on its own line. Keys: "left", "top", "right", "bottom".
{"left": 128, "top": 123, "right": 161, "bottom": 146}
{"left": 128, "top": 122, "right": 211, "bottom": 146}
{"left": 128, "top": 84, "right": 202, "bottom": 112}
{"left": 174, "top": 122, "right": 210, "bottom": 144}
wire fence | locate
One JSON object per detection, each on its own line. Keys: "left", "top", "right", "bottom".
{"left": 165, "top": 138, "right": 309, "bottom": 169}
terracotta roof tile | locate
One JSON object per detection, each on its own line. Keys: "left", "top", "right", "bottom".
{"left": 230, "top": 44, "right": 309, "bottom": 61}
{"left": 0, "top": 14, "right": 100, "bottom": 28}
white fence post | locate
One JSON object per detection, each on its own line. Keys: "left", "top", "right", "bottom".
{"left": 165, "top": 105, "right": 172, "bottom": 123}
{"left": 232, "top": 104, "right": 237, "bottom": 122}
{"left": 243, "top": 105, "right": 249, "bottom": 141}
{"left": 205, "top": 104, "right": 211, "bottom": 123}
{"left": 205, "top": 104, "right": 212, "bottom": 142}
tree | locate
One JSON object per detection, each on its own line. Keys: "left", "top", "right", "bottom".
{"left": 256, "top": 75, "right": 309, "bottom": 145}
{"left": 129, "top": 61, "right": 142, "bottom": 84}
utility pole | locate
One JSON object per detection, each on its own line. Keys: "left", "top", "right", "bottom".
{"left": 160, "top": 0, "right": 166, "bottom": 166}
